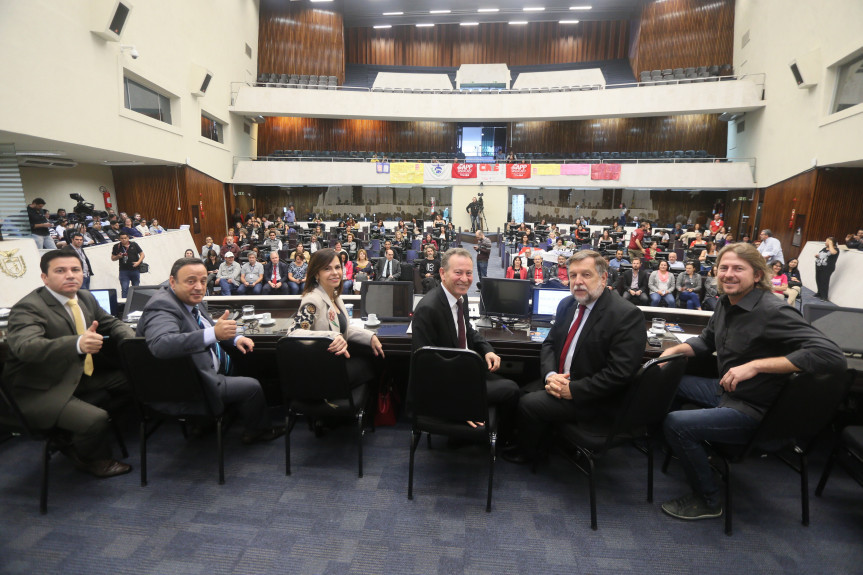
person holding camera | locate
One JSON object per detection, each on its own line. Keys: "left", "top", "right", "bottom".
{"left": 111, "top": 232, "right": 145, "bottom": 298}
{"left": 466, "top": 195, "right": 483, "bottom": 232}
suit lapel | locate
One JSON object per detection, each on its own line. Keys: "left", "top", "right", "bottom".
{"left": 38, "top": 288, "right": 76, "bottom": 333}
{"left": 437, "top": 288, "right": 459, "bottom": 347}
{"left": 571, "top": 291, "right": 607, "bottom": 358}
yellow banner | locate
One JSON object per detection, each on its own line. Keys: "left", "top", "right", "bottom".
{"left": 389, "top": 163, "right": 424, "bottom": 184}
{"left": 531, "top": 164, "right": 562, "bottom": 176}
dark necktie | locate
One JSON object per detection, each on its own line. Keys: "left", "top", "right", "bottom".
{"left": 456, "top": 298, "right": 466, "bottom": 349}
{"left": 558, "top": 304, "right": 586, "bottom": 374}
{"left": 385, "top": 261, "right": 390, "bottom": 277}
{"left": 192, "top": 306, "right": 231, "bottom": 375}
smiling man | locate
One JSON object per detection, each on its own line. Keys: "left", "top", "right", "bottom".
{"left": 411, "top": 248, "right": 520, "bottom": 442}
{"left": 659, "top": 243, "right": 846, "bottom": 521}
{"left": 3, "top": 249, "right": 135, "bottom": 477}
{"left": 503, "top": 250, "right": 646, "bottom": 465}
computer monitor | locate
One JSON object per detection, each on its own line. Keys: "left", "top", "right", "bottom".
{"left": 479, "top": 277, "right": 532, "bottom": 322}
{"left": 531, "top": 288, "right": 571, "bottom": 322}
{"left": 122, "top": 285, "right": 163, "bottom": 320}
{"left": 803, "top": 304, "right": 863, "bottom": 354}
{"left": 89, "top": 288, "right": 118, "bottom": 317}
{"left": 360, "top": 281, "right": 414, "bottom": 321}
{"left": 413, "top": 293, "right": 425, "bottom": 310}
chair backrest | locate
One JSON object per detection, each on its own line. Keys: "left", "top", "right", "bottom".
{"left": 276, "top": 336, "right": 352, "bottom": 402}
{"left": 408, "top": 347, "right": 487, "bottom": 423}
{"left": 605, "top": 353, "right": 688, "bottom": 442}
{"left": 0, "top": 369, "right": 40, "bottom": 436}
{"left": 118, "top": 338, "right": 213, "bottom": 411}
{"left": 742, "top": 371, "right": 852, "bottom": 455}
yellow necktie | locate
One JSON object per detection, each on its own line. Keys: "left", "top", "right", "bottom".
{"left": 66, "top": 299, "right": 94, "bottom": 376}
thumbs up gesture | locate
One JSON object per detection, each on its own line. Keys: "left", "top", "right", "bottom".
{"left": 213, "top": 309, "right": 237, "bottom": 341}
{"left": 79, "top": 321, "right": 104, "bottom": 354}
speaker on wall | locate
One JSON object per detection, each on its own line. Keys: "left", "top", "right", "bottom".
{"left": 91, "top": 0, "right": 133, "bottom": 42}
{"left": 189, "top": 64, "right": 214, "bottom": 97}
{"left": 789, "top": 49, "right": 821, "bottom": 89}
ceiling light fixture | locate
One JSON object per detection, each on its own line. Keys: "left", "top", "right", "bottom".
{"left": 373, "top": 25, "right": 392, "bottom": 29}
{"left": 309, "top": 0, "right": 333, "bottom": 3}
{"left": 570, "top": 5, "right": 592, "bottom": 10}
{"left": 416, "top": 23, "right": 434, "bottom": 27}
{"left": 560, "top": 20, "right": 580, "bottom": 24}
{"left": 460, "top": 22, "right": 479, "bottom": 26}
{"left": 382, "top": 11, "right": 403, "bottom": 16}
{"left": 509, "top": 21, "right": 528, "bottom": 25}
{"left": 478, "top": 8, "right": 499, "bottom": 13}
{"left": 524, "top": 7, "right": 545, "bottom": 11}
{"left": 430, "top": 10, "right": 451, "bottom": 14}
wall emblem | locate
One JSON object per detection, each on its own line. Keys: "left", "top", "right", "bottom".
{"left": 0, "top": 249, "right": 26, "bottom": 278}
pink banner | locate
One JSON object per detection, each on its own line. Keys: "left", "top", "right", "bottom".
{"left": 506, "top": 163, "right": 531, "bottom": 179}
{"left": 451, "top": 163, "right": 477, "bottom": 179}
{"left": 590, "top": 163, "right": 622, "bottom": 180}
{"left": 561, "top": 163, "right": 590, "bottom": 176}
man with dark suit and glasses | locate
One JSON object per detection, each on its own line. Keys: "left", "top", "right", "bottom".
{"left": 135, "top": 257, "right": 283, "bottom": 444}
{"left": 3, "top": 249, "right": 134, "bottom": 477}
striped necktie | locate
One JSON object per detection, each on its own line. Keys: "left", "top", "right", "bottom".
{"left": 192, "top": 306, "right": 231, "bottom": 375}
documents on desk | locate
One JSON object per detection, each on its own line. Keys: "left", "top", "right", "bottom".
{"left": 672, "top": 332, "right": 701, "bottom": 344}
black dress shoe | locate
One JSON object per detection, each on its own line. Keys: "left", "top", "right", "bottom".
{"left": 501, "top": 450, "right": 534, "bottom": 465}
{"left": 242, "top": 426, "right": 286, "bottom": 445}
{"left": 75, "top": 458, "right": 133, "bottom": 478}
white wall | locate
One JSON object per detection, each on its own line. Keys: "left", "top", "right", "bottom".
{"left": 18, "top": 164, "right": 115, "bottom": 216}
{"left": 0, "top": 0, "right": 259, "bottom": 183}
{"left": 732, "top": 0, "right": 863, "bottom": 186}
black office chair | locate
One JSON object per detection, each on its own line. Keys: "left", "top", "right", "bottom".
{"left": 0, "top": 364, "right": 129, "bottom": 514}
{"left": 407, "top": 346, "right": 496, "bottom": 512}
{"left": 119, "top": 338, "right": 229, "bottom": 486}
{"left": 555, "top": 354, "right": 687, "bottom": 529}
{"left": 667, "top": 370, "right": 852, "bottom": 535}
{"left": 276, "top": 336, "right": 371, "bottom": 478}
{"left": 816, "top": 425, "right": 863, "bottom": 495}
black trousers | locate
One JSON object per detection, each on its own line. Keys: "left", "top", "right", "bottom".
{"left": 57, "top": 369, "right": 129, "bottom": 461}
{"left": 815, "top": 265, "right": 835, "bottom": 299}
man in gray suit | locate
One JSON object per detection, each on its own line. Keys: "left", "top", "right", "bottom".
{"left": 135, "top": 257, "right": 283, "bottom": 444}
{"left": 375, "top": 248, "right": 401, "bottom": 281}
{"left": 3, "top": 249, "right": 134, "bottom": 477}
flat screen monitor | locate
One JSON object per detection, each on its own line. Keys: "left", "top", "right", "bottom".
{"left": 480, "top": 277, "right": 532, "bottom": 321}
{"left": 803, "top": 304, "right": 863, "bottom": 354}
{"left": 360, "top": 281, "right": 414, "bottom": 321}
{"left": 89, "top": 288, "right": 118, "bottom": 317}
{"left": 122, "top": 285, "right": 164, "bottom": 320}
{"left": 413, "top": 293, "right": 425, "bottom": 310}
{"left": 531, "top": 288, "right": 571, "bottom": 321}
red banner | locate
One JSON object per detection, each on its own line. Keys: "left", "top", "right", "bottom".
{"left": 590, "top": 163, "right": 622, "bottom": 180}
{"left": 451, "top": 163, "right": 477, "bottom": 179}
{"left": 506, "top": 163, "right": 531, "bottom": 179}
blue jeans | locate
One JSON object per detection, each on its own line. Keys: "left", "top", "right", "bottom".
{"left": 663, "top": 376, "right": 760, "bottom": 506}
{"left": 477, "top": 259, "right": 488, "bottom": 280}
{"left": 649, "top": 292, "right": 676, "bottom": 307}
{"left": 219, "top": 279, "right": 237, "bottom": 296}
{"left": 678, "top": 291, "right": 701, "bottom": 309}
{"left": 119, "top": 269, "right": 140, "bottom": 298}
{"left": 287, "top": 281, "right": 304, "bottom": 295}
{"left": 342, "top": 280, "right": 353, "bottom": 295}
{"left": 236, "top": 282, "right": 263, "bottom": 296}
{"left": 32, "top": 234, "right": 57, "bottom": 249}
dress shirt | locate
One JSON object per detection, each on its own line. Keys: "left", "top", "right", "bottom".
{"left": 72, "top": 246, "right": 89, "bottom": 277}
{"left": 442, "top": 286, "right": 466, "bottom": 349}
{"left": 45, "top": 287, "right": 87, "bottom": 354}
{"left": 547, "top": 300, "right": 596, "bottom": 380}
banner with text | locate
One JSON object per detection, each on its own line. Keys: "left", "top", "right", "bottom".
{"left": 375, "top": 162, "right": 390, "bottom": 174}
{"left": 451, "top": 163, "right": 477, "bottom": 179}
{"left": 591, "top": 163, "right": 622, "bottom": 180}
{"left": 506, "top": 163, "right": 531, "bottom": 179}
{"left": 390, "top": 163, "right": 424, "bottom": 184}
{"left": 478, "top": 163, "right": 505, "bottom": 182}
{"left": 531, "top": 164, "right": 561, "bottom": 176}
{"left": 561, "top": 163, "right": 591, "bottom": 176}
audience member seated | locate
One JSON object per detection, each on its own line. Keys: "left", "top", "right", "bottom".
{"left": 688, "top": 232, "right": 707, "bottom": 249}
{"left": 262, "top": 230, "right": 282, "bottom": 252}
{"left": 236, "top": 252, "right": 264, "bottom": 296}
{"left": 286, "top": 253, "right": 307, "bottom": 295}
{"left": 527, "top": 254, "right": 547, "bottom": 287}
{"left": 418, "top": 245, "right": 441, "bottom": 293}
{"left": 353, "top": 249, "right": 375, "bottom": 289}
{"left": 290, "top": 243, "right": 310, "bottom": 263}
{"left": 89, "top": 220, "right": 112, "bottom": 244}
{"left": 546, "top": 254, "right": 570, "bottom": 289}
{"left": 701, "top": 266, "right": 720, "bottom": 310}
{"left": 339, "top": 251, "right": 354, "bottom": 295}
{"left": 344, "top": 232, "right": 359, "bottom": 260}
{"left": 204, "top": 250, "right": 221, "bottom": 295}
{"left": 262, "top": 251, "right": 289, "bottom": 295}
{"left": 121, "top": 217, "right": 142, "bottom": 238}
{"left": 134, "top": 219, "right": 151, "bottom": 237}
{"left": 393, "top": 230, "right": 409, "bottom": 253}
{"left": 649, "top": 260, "right": 676, "bottom": 307}
{"left": 769, "top": 260, "right": 788, "bottom": 301}
{"left": 783, "top": 258, "right": 802, "bottom": 306}
{"left": 217, "top": 252, "right": 241, "bottom": 296}
{"left": 608, "top": 250, "right": 629, "bottom": 269}
{"left": 149, "top": 219, "right": 166, "bottom": 234}
{"left": 506, "top": 255, "right": 528, "bottom": 280}
{"left": 201, "top": 236, "right": 220, "bottom": 260}
{"left": 421, "top": 233, "right": 438, "bottom": 253}
{"left": 667, "top": 251, "right": 685, "bottom": 271}
{"left": 375, "top": 248, "right": 401, "bottom": 281}
{"left": 308, "top": 234, "right": 323, "bottom": 254}
{"left": 676, "top": 262, "right": 703, "bottom": 310}
{"left": 618, "top": 257, "right": 649, "bottom": 305}
{"left": 845, "top": 228, "right": 863, "bottom": 250}
{"left": 756, "top": 229, "right": 784, "bottom": 265}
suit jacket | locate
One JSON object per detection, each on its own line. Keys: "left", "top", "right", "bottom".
{"left": 3, "top": 287, "right": 133, "bottom": 427}
{"left": 263, "top": 260, "right": 289, "bottom": 284}
{"left": 540, "top": 289, "right": 647, "bottom": 421}
{"left": 616, "top": 268, "right": 649, "bottom": 294}
{"left": 289, "top": 284, "right": 373, "bottom": 346}
{"left": 72, "top": 246, "right": 94, "bottom": 278}
{"left": 375, "top": 258, "right": 401, "bottom": 280}
{"left": 526, "top": 264, "right": 546, "bottom": 284}
{"left": 411, "top": 285, "right": 493, "bottom": 358}
{"left": 135, "top": 286, "right": 245, "bottom": 412}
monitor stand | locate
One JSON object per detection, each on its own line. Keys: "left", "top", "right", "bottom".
{"left": 473, "top": 316, "right": 493, "bottom": 328}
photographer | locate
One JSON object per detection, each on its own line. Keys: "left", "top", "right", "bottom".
{"left": 474, "top": 230, "right": 491, "bottom": 286}
{"left": 111, "top": 232, "right": 145, "bottom": 298}
{"left": 466, "top": 195, "right": 483, "bottom": 232}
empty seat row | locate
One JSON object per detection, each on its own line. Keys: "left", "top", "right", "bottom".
{"left": 639, "top": 64, "right": 733, "bottom": 85}
{"left": 259, "top": 150, "right": 462, "bottom": 162}
{"left": 257, "top": 150, "right": 720, "bottom": 163}
{"left": 256, "top": 73, "right": 339, "bottom": 89}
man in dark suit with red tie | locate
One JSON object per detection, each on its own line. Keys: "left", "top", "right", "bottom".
{"left": 504, "top": 250, "right": 647, "bottom": 464}
{"left": 412, "top": 247, "right": 520, "bottom": 440}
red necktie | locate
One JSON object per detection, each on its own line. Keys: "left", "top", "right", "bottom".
{"left": 272, "top": 266, "right": 277, "bottom": 282}
{"left": 456, "top": 299, "right": 467, "bottom": 349}
{"left": 558, "top": 304, "right": 586, "bottom": 374}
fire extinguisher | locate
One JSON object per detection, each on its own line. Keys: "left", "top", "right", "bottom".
{"left": 100, "top": 186, "right": 113, "bottom": 209}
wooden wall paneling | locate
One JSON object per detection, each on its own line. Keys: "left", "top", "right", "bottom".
{"left": 345, "top": 21, "right": 630, "bottom": 67}
{"left": 755, "top": 170, "right": 817, "bottom": 261}
{"left": 258, "top": 0, "right": 345, "bottom": 83}
{"left": 809, "top": 168, "right": 863, "bottom": 245}
{"left": 629, "top": 0, "right": 734, "bottom": 77}
{"left": 183, "top": 167, "right": 229, "bottom": 249}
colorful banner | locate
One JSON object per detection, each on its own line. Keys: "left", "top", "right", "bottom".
{"left": 375, "top": 163, "right": 390, "bottom": 174}
{"left": 561, "top": 163, "right": 591, "bottom": 176}
{"left": 591, "top": 163, "right": 622, "bottom": 180}
{"left": 424, "top": 162, "right": 449, "bottom": 181}
{"left": 531, "top": 164, "right": 561, "bottom": 176}
{"left": 478, "top": 163, "right": 505, "bottom": 182}
{"left": 506, "top": 163, "right": 531, "bottom": 179}
{"left": 451, "top": 163, "right": 477, "bottom": 179}
{"left": 390, "top": 163, "right": 424, "bottom": 184}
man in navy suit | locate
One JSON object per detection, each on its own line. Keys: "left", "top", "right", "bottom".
{"left": 504, "top": 250, "right": 647, "bottom": 464}
{"left": 136, "top": 257, "right": 283, "bottom": 444}
{"left": 412, "top": 248, "right": 519, "bottom": 441}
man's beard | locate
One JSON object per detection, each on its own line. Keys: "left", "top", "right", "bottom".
{"left": 573, "top": 282, "right": 605, "bottom": 305}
